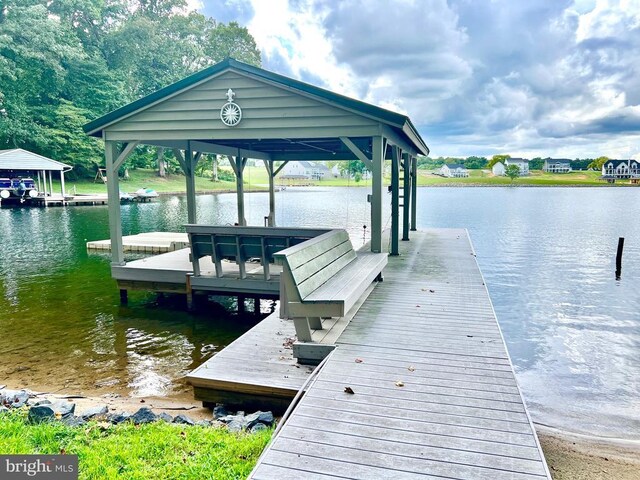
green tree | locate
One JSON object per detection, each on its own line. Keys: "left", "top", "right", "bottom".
{"left": 463, "top": 156, "right": 487, "bottom": 169}
{"left": 529, "top": 157, "right": 544, "bottom": 170}
{"left": 587, "top": 156, "right": 609, "bottom": 170}
{"left": 339, "top": 160, "right": 368, "bottom": 182}
{"left": 505, "top": 164, "right": 520, "bottom": 184}
{"left": 487, "top": 154, "right": 511, "bottom": 169}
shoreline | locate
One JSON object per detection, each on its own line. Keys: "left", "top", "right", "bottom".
{"left": 3, "top": 382, "right": 639, "bottom": 479}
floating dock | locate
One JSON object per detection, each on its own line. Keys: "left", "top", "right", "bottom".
{"left": 189, "top": 228, "right": 550, "bottom": 479}
{"left": 87, "top": 232, "right": 189, "bottom": 254}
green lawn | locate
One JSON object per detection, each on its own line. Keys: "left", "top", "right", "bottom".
{"left": 416, "top": 169, "right": 621, "bottom": 186}
{"left": 0, "top": 410, "right": 271, "bottom": 480}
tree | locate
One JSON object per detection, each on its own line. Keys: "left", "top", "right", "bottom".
{"left": 505, "top": 164, "right": 520, "bottom": 184}
{"left": 339, "top": 160, "right": 368, "bottom": 182}
{"left": 587, "top": 156, "right": 609, "bottom": 170}
{"left": 463, "top": 156, "right": 487, "bottom": 169}
{"left": 529, "top": 157, "right": 544, "bottom": 170}
{"left": 487, "top": 154, "right": 511, "bottom": 169}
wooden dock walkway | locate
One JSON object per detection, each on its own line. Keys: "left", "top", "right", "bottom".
{"left": 250, "top": 228, "right": 551, "bottom": 479}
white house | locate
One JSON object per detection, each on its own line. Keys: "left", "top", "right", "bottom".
{"left": 601, "top": 159, "right": 640, "bottom": 180}
{"left": 543, "top": 158, "right": 572, "bottom": 173}
{"left": 505, "top": 158, "right": 530, "bottom": 175}
{"left": 440, "top": 163, "right": 469, "bottom": 178}
{"left": 280, "top": 161, "right": 330, "bottom": 180}
{"left": 492, "top": 162, "right": 506, "bottom": 176}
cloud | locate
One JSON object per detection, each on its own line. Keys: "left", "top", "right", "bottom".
{"left": 201, "top": 0, "right": 640, "bottom": 159}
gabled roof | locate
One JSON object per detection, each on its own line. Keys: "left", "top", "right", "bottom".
{"left": 545, "top": 158, "right": 572, "bottom": 164}
{"left": 0, "top": 148, "right": 72, "bottom": 172}
{"left": 83, "top": 58, "right": 429, "bottom": 156}
{"left": 445, "top": 163, "right": 466, "bottom": 169}
{"left": 507, "top": 157, "right": 529, "bottom": 163}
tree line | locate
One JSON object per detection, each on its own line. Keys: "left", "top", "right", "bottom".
{"left": 417, "top": 155, "right": 610, "bottom": 171}
{"left": 0, "top": 0, "right": 261, "bottom": 179}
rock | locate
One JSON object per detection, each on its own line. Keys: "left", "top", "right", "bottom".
{"left": 131, "top": 407, "right": 157, "bottom": 425}
{"left": 226, "top": 418, "right": 244, "bottom": 432}
{"left": 250, "top": 423, "right": 268, "bottom": 433}
{"left": 213, "top": 405, "right": 228, "bottom": 419}
{"left": 28, "top": 405, "right": 55, "bottom": 423}
{"left": 173, "top": 414, "right": 195, "bottom": 426}
{"left": 245, "top": 411, "right": 275, "bottom": 429}
{"left": 157, "top": 412, "right": 173, "bottom": 423}
{"left": 217, "top": 414, "right": 236, "bottom": 424}
{"left": 50, "top": 401, "right": 75, "bottom": 419}
{"left": 107, "top": 412, "right": 131, "bottom": 424}
{"left": 0, "top": 406, "right": 9, "bottom": 414}
{"left": 1, "top": 389, "right": 30, "bottom": 408}
{"left": 80, "top": 405, "right": 109, "bottom": 420}
{"left": 196, "top": 420, "right": 210, "bottom": 427}
{"left": 62, "top": 416, "right": 86, "bottom": 427}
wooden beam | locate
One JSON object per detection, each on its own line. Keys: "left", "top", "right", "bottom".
{"left": 273, "top": 160, "right": 290, "bottom": 177}
{"left": 172, "top": 149, "right": 186, "bottom": 171}
{"left": 390, "top": 145, "right": 400, "bottom": 255}
{"left": 185, "top": 147, "right": 196, "bottom": 224}
{"left": 380, "top": 125, "right": 419, "bottom": 156}
{"left": 340, "top": 137, "right": 373, "bottom": 170}
{"left": 371, "top": 136, "right": 385, "bottom": 253}
{"left": 402, "top": 153, "right": 411, "bottom": 241}
{"left": 105, "top": 141, "right": 124, "bottom": 265}
{"left": 114, "top": 141, "right": 140, "bottom": 171}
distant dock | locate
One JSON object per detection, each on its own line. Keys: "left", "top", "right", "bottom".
{"left": 86, "top": 232, "right": 189, "bottom": 254}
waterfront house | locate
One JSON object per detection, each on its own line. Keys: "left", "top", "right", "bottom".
{"left": 280, "top": 161, "right": 330, "bottom": 180}
{"left": 492, "top": 162, "right": 506, "bottom": 176}
{"left": 505, "top": 157, "right": 530, "bottom": 175}
{"left": 543, "top": 158, "right": 572, "bottom": 173}
{"left": 601, "top": 159, "right": 639, "bottom": 180}
{"left": 440, "top": 163, "right": 469, "bottom": 178}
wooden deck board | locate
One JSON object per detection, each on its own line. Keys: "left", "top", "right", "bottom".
{"left": 251, "top": 229, "right": 551, "bottom": 479}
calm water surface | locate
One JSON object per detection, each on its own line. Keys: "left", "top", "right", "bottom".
{"left": 0, "top": 186, "right": 638, "bottom": 439}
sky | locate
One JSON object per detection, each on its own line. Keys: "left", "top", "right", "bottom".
{"left": 195, "top": 0, "right": 640, "bottom": 159}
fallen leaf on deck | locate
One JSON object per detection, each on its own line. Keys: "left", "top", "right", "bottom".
{"left": 395, "top": 381, "right": 405, "bottom": 387}
{"left": 344, "top": 387, "right": 355, "bottom": 394}
{"left": 416, "top": 305, "right": 421, "bottom": 308}
{"left": 355, "top": 358, "right": 363, "bottom": 363}
{"left": 429, "top": 289, "right": 435, "bottom": 293}
{"left": 408, "top": 366, "right": 415, "bottom": 372}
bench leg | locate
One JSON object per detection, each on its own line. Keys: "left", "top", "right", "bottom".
{"left": 307, "top": 317, "right": 323, "bottom": 330}
{"left": 293, "top": 317, "right": 313, "bottom": 342}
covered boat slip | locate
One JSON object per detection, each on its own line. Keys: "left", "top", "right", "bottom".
{"left": 84, "top": 58, "right": 428, "bottom": 276}
{"left": 249, "top": 229, "right": 551, "bottom": 480}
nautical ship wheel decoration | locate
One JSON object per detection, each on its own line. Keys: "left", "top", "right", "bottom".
{"left": 220, "top": 88, "right": 242, "bottom": 127}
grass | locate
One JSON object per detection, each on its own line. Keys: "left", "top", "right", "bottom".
{"left": 416, "top": 169, "right": 625, "bottom": 186}
{"left": 0, "top": 410, "right": 271, "bottom": 480}
{"left": 63, "top": 166, "right": 630, "bottom": 196}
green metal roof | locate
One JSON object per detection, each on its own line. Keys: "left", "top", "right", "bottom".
{"left": 84, "top": 58, "right": 429, "bottom": 155}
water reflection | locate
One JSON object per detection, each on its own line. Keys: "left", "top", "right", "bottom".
{"left": 0, "top": 187, "right": 638, "bottom": 438}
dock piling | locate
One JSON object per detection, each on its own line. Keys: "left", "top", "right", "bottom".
{"left": 616, "top": 237, "right": 625, "bottom": 279}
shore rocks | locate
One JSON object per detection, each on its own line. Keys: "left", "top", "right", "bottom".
{"left": 0, "top": 390, "right": 273, "bottom": 434}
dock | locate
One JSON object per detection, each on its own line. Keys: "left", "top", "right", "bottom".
{"left": 87, "top": 232, "right": 189, "bottom": 254}
{"left": 210, "top": 228, "right": 550, "bottom": 479}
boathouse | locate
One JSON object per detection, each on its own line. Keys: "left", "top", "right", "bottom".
{"left": 84, "top": 58, "right": 428, "bottom": 267}
{"left": 0, "top": 148, "right": 72, "bottom": 204}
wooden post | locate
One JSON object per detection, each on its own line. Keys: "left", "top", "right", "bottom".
{"left": 616, "top": 237, "right": 624, "bottom": 279}
{"left": 60, "top": 170, "right": 66, "bottom": 200}
{"left": 390, "top": 145, "right": 400, "bottom": 255}
{"left": 411, "top": 156, "right": 418, "bottom": 231}
{"left": 238, "top": 295, "right": 246, "bottom": 314}
{"left": 186, "top": 273, "right": 194, "bottom": 311}
{"left": 119, "top": 289, "right": 128, "bottom": 305}
{"left": 185, "top": 147, "right": 196, "bottom": 224}
{"left": 229, "top": 155, "right": 247, "bottom": 226}
{"left": 105, "top": 141, "right": 124, "bottom": 265}
{"left": 402, "top": 153, "right": 411, "bottom": 241}
{"left": 371, "top": 136, "right": 385, "bottom": 253}
{"left": 265, "top": 160, "right": 276, "bottom": 226}
{"left": 48, "top": 171, "right": 53, "bottom": 198}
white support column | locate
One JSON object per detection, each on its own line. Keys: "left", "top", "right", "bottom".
{"left": 37, "top": 171, "right": 41, "bottom": 193}
{"left": 60, "top": 170, "right": 66, "bottom": 199}
{"left": 48, "top": 171, "right": 53, "bottom": 197}
{"left": 105, "top": 141, "right": 124, "bottom": 265}
{"left": 371, "top": 136, "right": 385, "bottom": 253}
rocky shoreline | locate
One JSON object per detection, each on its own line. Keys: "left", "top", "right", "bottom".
{"left": 0, "top": 387, "right": 273, "bottom": 434}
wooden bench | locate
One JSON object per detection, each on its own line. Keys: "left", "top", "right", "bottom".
{"left": 275, "top": 229, "right": 387, "bottom": 362}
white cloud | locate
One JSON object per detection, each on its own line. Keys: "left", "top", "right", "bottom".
{"left": 203, "top": 0, "right": 640, "bottom": 158}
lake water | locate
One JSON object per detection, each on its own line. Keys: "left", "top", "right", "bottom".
{"left": 1, "top": 186, "right": 638, "bottom": 440}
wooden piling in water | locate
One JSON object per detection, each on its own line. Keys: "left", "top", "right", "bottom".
{"left": 616, "top": 237, "right": 624, "bottom": 279}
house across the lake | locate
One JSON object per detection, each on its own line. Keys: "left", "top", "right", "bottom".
{"left": 440, "top": 163, "right": 469, "bottom": 178}
{"left": 543, "top": 158, "right": 572, "bottom": 173}
{"left": 601, "top": 159, "right": 639, "bottom": 182}
{"left": 505, "top": 157, "right": 530, "bottom": 175}
{"left": 492, "top": 162, "right": 506, "bottom": 176}
{"left": 280, "top": 161, "right": 330, "bottom": 181}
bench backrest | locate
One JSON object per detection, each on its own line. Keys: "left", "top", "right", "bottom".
{"left": 275, "top": 229, "right": 356, "bottom": 300}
